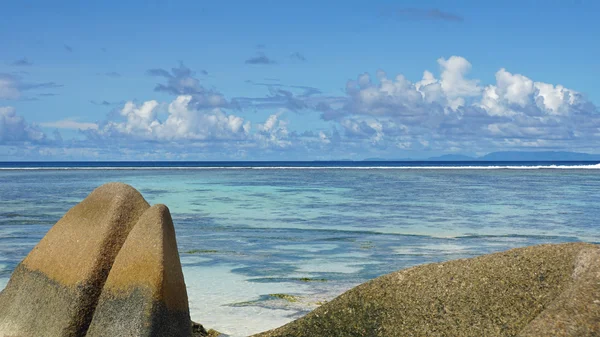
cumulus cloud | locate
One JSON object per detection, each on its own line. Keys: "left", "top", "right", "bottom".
{"left": 0, "top": 107, "right": 46, "bottom": 143}
{"left": 256, "top": 111, "right": 291, "bottom": 148}
{"left": 479, "top": 68, "right": 581, "bottom": 117}
{"left": 317, "top": 56, "right": 600, "bottom": 152}
{"left": 76, "top": 63, "right": 333, "bottom": 158}
{"left": 82, "top": 96, "right": 319, "bottom": 159}
{"left": 227, "top": 55, "right": 599, "bottom": 154}
{"left": 340, "top": 118, "right": 381, "bottom": 142}
{"left": 332, "top": 56, "right": 481, "bottom": 120}
{"left": 17, "top": 56, "right": 599, "bottom": 159}
{"left": 92, "top": 95, "right": 250, "bottom": 141}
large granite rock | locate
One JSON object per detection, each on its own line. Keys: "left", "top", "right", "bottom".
{"left": 254, "top": 243, "right": 600, "bottom": 337}
{"left": 86, "top": 204, "right": 191, "bottom": 337}
{"left": 0, "top": 183, "right": 150, "bottom": 337}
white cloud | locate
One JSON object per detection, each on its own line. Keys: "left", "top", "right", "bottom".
{"left": 339, "top": 56, "right": 587, "bottom": 122}
{"left": 40, "top": 119, "right": 99, "bottom": 130}
{"left": 96, "top": 95, "right": 250, "bottom": 141}
{"left": 260, "top": 114, "right": 280, "bottom": 133}
{"left": 495, "top": 69, "right": 534, "bottom": 107}
{"left": 117, "top": 100, "right": 160, "bottom": 134}
{"left": 345, "top": 71, "right": 428, "bottom": 119}
{"left": 0, "top": 106, "right": 46, "bottom": 143}
{"left": 319, "top": 56, "right": 600, "bottom": 153}
{"left": 411, "top": 57, "right": 482, "bottom": 110}
{"left": 480, "top": 69, "right": 582, "bottom": 117}
{"left": 342, "top": 56, "right": 482, "bottom": 121}
{"left": 256, "top": 111, "right": 291, "bottom": 148}
{"left": 161, "top": 95, "right": 249, "bottom": 140}
{"left": 340, "top": 118, "right": 385, "bottom": 144}
{"left": 15, "top": 57, "right": 597, "bottom": 159}
{"left": 534, "top": 82, "right": 579, "bottom": 115}
{"left": 437, "top": 56, "right": 481, "bottom": 108}
{"left": 318, "top": 131, "right": 330, "bottom": 144}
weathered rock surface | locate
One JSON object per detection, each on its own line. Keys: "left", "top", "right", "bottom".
{"left": 86, "top": 204, "right": 191, "bottom": 337}
{"left": 192, "top": 321, "right": 222, "bottom": 337}
{"left": 254, "top": 243, "right": 600, "bottom": 337}
{"left": 0, "top": 183, "right": 150, "bottom": 337}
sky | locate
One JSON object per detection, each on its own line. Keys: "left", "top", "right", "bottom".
{"left": 1, "top": 0, "right": 599, "bottom": 160}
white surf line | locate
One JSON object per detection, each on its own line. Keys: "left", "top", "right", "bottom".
{"left": 1, "top": 164, "right": 600, "bottom": 170}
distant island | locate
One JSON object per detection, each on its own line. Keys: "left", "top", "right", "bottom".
{"left": 363, "top": 151, "right": 600, "bottom": 162}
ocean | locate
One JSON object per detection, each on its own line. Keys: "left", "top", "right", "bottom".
{"left": 1, "top": 161, "right": 599, "bottom": 336}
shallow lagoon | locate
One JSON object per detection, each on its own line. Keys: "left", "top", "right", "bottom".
{"left": 0, "top": 167, "right": 599, "bottom": 336}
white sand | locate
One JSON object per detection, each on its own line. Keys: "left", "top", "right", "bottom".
{"left": 183, "top": 262, "right": 312, "bottom": 337}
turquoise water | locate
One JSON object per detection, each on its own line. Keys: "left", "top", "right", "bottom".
{"left": 0, "top": 167, "right": 599, "bottom": 335}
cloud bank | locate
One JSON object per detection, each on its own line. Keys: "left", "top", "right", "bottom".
{"left": 9, "top": 57, "right": 600, "bottom": 159}
{"left": 317, "top": 56, "right": 599, "bottom": 153}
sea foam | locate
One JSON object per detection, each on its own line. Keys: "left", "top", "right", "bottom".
{"left": 1, "top": 164, "right": 599, "bottom": 170}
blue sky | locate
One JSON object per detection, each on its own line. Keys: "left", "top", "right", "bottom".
{"left": 1, "top": 0, "right": 599, "bottom": 160}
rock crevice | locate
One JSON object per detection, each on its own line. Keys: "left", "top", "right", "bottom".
{"left": 0, "top": 183, "right": 192, "bottom": 337}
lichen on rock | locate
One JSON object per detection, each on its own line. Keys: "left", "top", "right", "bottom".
{"left": 253, "top": 243, "right": 600, "bottom": 337}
